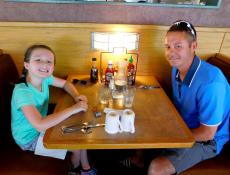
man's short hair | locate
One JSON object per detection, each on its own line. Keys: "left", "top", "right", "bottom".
{"left": 167, "top": 20, "right": 197, "bottom": 42}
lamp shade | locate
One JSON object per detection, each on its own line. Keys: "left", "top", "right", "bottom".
{"left": 92, "top": 32, "right": 139, "bottom": 52}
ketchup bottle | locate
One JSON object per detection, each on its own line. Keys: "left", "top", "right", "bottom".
{"left": 105, "top": 60, "right": 114, "bottom": 86}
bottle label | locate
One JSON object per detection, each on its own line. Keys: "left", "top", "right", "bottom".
{"left": 90, "top": 68, "right": 98, "bottom": 83}
{"left": 105, "top": 72, "right": 113, "bottom": 85}
{"left": 127, "top": 68, "right": 135, "bottom": 85}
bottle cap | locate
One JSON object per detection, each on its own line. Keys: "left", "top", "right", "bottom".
{"left": 108, "top": 60, "right": 113, "bottom": 65}
{"left": 92, "top": 58, "right": 96, "bottom": 61}
{"left": 129, "top": 56, "right": 133, "bottom": 63}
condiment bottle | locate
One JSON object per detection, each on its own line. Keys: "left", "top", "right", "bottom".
{"left": 127, "top": 56, "right": 135, "bottom": 85}
{"left": 90, "top": 57, "right": 98, "bottom": 83}
{"left": 105, "top": 60, "right": 114, "bottom": 86}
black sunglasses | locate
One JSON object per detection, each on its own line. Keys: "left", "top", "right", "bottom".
{"left": 72, "top": 79, "right": 87, "bottom": 85}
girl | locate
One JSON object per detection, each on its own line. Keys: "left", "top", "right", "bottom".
{"left": 11, "top": 44, "right": 96, "bottom": 175}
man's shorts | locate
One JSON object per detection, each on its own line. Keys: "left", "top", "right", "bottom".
{"left": 164, "top": 140, "right": 217, "bottom": 174}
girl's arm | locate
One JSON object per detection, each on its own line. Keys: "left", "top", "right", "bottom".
{"left": 20, "top": 76, "right": 89, "bottom": 131}
{"left": 21, "top": 101, "right": 88, "bottom": 132}
{"left": 52, "top": 76, "right": 87, "bottom": 102}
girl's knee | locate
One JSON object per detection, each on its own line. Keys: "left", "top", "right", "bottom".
{"left": 70, "top": 150, "right": 81, "bottom": 155}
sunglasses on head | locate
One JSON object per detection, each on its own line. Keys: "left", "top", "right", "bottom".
{"left": 171, "top": 20, "right": 196, "bottom": 39}
{"left": 72, "top": 79, "right": 87, "bottom": 85}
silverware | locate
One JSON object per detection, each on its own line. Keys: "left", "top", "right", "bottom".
{"left": 87, "top": 123, "right": 105, "bottom": 128}
{"left": 62, "top": 123, "right": 105, "bottom": 134}
{"left": 61, "top": 125, "right": 83, "bottom": 134}
{"left": 138, "top": 85, "right": 160, "bottom": 89}
{"left": 61, "top": 119, "right": 95, "bottom": 134}
{"left": 63, "top": 119, "right": 96, "bottom": 129}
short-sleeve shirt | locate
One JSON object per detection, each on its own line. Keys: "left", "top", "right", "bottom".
{"left": 172, "top": 56, "right": 230, "bottom": 154}
{"left": 11, "top": 75, "right": 54, "bottom": 146}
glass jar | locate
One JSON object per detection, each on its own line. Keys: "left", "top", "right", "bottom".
{"left": 114, "top": 60, "right": 127, "bottom": 91}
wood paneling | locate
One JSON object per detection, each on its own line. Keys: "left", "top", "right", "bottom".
{"left": 0, "top": 22, "right": 229, "bottom": 98}
{"left": 220, "top": 33, "right": 230, "bottom": 56}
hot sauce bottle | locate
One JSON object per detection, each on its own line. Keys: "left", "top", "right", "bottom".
{"left": 127, "top": 56, "right": 135, "bottom": 85}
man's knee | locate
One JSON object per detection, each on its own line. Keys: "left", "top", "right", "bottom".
{"left": 148, "top": 156, "right": 175, "bottom": 175}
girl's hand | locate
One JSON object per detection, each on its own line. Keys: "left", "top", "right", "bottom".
{"left": 72, "top": 100, "right": 88, "bottom": 114}
{"left": 75, "top": 95, "right": 88, "bottom": 102}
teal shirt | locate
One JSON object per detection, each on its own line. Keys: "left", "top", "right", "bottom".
{"left": 11, "top": 75, "right": 54, "bottom": 146}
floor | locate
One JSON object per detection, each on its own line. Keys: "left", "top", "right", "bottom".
{"left": 89, "top": 150, "right": 149, "bottom": 175}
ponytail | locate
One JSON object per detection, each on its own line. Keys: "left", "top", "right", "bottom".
{"left": 16, "top": 67, "right": 28, "bottom": 86}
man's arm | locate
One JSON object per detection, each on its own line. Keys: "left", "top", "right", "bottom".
{"left": 191, "top": 124, "right": 218, "bottom": 141}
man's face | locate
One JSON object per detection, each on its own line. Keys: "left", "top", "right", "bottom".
{"left": 164, "top": 31, "right": 197, "bottom": 70}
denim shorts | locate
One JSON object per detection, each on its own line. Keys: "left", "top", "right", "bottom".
{"left": 19, "top": 136, "right": 39, "bottom": 152}
{"left": 164, "top": 140, "right": 217, "bottom": 174}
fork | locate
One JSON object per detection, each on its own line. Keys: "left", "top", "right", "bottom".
{"left": 62, "top": 119, "right": 96, "bottom": 130}
{"left": 61, "top": 120, "right": 105, "bottom": 134}
{"left": 138, "top": 85, "right": 160, "bottom": 89}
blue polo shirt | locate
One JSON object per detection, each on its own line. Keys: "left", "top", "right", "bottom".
{"left": 172, "top": 55, "right": 230, "bottom": 154}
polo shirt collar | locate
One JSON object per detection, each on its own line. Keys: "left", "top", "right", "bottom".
{"left": 176, "top": 55, "right": 201, "bottom": 87}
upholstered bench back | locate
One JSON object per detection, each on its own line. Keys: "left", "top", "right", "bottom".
{"left": 0, "top": 53, "right": 19, "bottom": 145}
{"left": 207, "top": 53, "right": 230, "bottom": 83}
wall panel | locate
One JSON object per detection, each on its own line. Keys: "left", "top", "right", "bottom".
{"left": 0, "top": 22, "right": 229, "bottom": 97}
{"left": 220, "top": 33, "right": 230, "bottom": 56}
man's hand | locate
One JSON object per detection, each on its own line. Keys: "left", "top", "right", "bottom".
{"left": 191, "top": 124, "right": 218, "bottom": 141}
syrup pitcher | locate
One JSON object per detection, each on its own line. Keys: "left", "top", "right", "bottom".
{"left": 121, "top": 109, "right": 135, "bottom": 133}
{"left": 105, "top": 111, "right": 123, "bottom": 134}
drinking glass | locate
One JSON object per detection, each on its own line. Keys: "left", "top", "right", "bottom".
{"left": 98, "top": 86, "right": 112, "bottom": 105}
{"left": 124, "top": 86, "right": 136, "bottom": 108}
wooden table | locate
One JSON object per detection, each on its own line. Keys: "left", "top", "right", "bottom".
{"left": 44, "top": 75, "right": 194, "bottom": 150}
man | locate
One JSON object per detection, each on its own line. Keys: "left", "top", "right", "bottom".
{"left": 148, "top": 20, "right": 230, "bottom": 175}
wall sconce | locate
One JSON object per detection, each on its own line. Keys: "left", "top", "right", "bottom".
{"left": 92, "top": 32, "right": 139, "bottom": 52}
{"left": 91, "top": 32, "right": 139, "bottom": 82}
